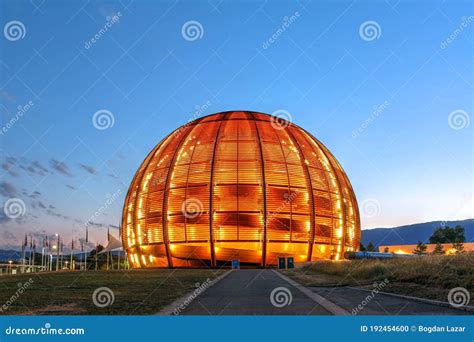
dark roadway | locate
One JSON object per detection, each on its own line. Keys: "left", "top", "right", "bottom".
{"left": 174, "top": 269, "right": 471, "bottom": 316}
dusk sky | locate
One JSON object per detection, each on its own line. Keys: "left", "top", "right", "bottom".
{"left": 0, "top": 0, "right": 472, "bottom": 249}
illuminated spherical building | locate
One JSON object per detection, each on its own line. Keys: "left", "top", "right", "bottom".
{"left": 122, "top": 111, "right": 360, "bottom": 268}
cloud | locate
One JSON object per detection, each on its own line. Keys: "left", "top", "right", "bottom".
{"left": 2, "top": 230, "right": 16, "bottom": 240}
{"left": 37, "top": 201, "right": 47, "bottom": 209}
{"left": 108, "top": 173, "right": 119, "bottom": 179}
{"left": 50, "top": 159, "right": 71, "bottom": 176}
{"left": 5, "top": 157, "right": 17, "bottom": 164}
{"left": 4, "top": 157, "right": 51, "bottom": 177}
{"left": 78, "top": 163, "right": 98, "bottom": 175}
{"left": 28, "top": 191, "right": 41, "bottom": 199}
{"left": 46, "top": 209, "right": 70, "bottom": 220}
{"left": 66, "top": 184, "right": 76, "bottom": 190}
{"left": 1, "top": 163, "right": 19, "bottom": 177}
{"left": 31, "top": 161, "right": 49, "bottom": 174}
{"left": 0, "top": 211, "right": 11, "bottom": 224}
{"left": 0, "top": 181, "right": 17, "bottom": 197}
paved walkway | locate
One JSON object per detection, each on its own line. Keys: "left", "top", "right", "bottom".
{"left": 180, "top": 269, "right": 332, "bottom": 315}
{"left": 310, "top": 286, "right": 472, "bottom": 315}
{"left": 174, "top": 269, "right": 471, "bottom": 316}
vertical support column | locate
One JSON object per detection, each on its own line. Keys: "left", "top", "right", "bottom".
{"left": 130, "top": 139, "right": 167, "bottom": 268}
{"left": 309, "top": 135, "right": 348, "bottom": 259}
{"left": 334, "top": 159, "right": 361, "bottom": 251}
{"left": 284, "top": 126, "right": 316, "bottom": 262}
{"left": 352, "top": 189, "right": 361, "bottom": 251}
{"left": 183, "top": 128, "right": 203, "bottom": 243}
{"left": 161, "top": 125, "right": 196, "bottom": 268}
{"left": 209, "top": 114, "right": 227, "bottom": 268}
{"left": 251, "top": 113, "right": 268, "bottom": 268}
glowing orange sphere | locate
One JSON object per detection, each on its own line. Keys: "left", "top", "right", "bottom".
{"left": 122, "top": 111, "right": 360, "bottom": 268}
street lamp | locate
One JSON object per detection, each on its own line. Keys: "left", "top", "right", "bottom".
{"left": 52, "top": 244, "right": 57, "bottom": 271}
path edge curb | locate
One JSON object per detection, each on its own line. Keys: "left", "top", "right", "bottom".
{"left": 156, "top": 270, "right": 233, "bottom": 315}
{"left": 272, "top": 270, "right": 349, "bottom": 316}
{"left": 347, "top": 286, "right": 474, "bottom": 312}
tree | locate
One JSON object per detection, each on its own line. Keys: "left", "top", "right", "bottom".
{"left": 429, "top": 225, "right": 466, "bottom": 244}
{"left": 413, "top": 241, "right": 427, "bottom": 255}
{"left": 383, "top": 247, "right": 390, "bottom": 253}
{"left": 366, "top": 242, "right": 375, "bottom": 252}
{"left": 452, "top": 242, "right": 465, "bottom": 254}
{"left": 359, "top": 243, "right": 366, "bottom": 252}
{"left": 432, "top": 242, "right": 444, "bottom": 255}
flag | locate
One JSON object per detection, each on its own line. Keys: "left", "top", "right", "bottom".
{"left": 71, "top": 239, "right": 74, "bottom": 251}
{"left": 107, "top": 226, "right": 110, "bottom": 242}
{"left": 32, "top": 240, "right": 36, "bottom": 250}
{"left": 81, "top": 240, "right": 84, "bottom": 252}
{"left": 85, "top": 227, "right": 88, "bottom": 243}
{"left": 24, "top": 234, "right": 27, "bottom": 247}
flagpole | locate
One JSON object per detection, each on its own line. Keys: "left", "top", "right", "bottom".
{"left": 56, "top": 234, "right": 60, "bottom": 271}
{"left": 21, "top": 234, "right": 26, "bottom": 273}
{"left": 70, "top": 239, "right": 73, "bottom": 271}
{"left": 106, "top": 225, "right": 110, "bottom": 271}
{"left": 85, "top": 226, "right": 88, "bottom": 271}
{"left": 32, "top": 239, "right": 35, "bottom": 270}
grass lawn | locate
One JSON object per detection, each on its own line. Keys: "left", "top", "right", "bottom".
{"left": 0, "top": 269, "right": 222, "bottom": 315}
{"left": 284, "top": 253, "right": 474, "bottom": 304}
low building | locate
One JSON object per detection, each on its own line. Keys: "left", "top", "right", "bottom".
{"left": 378, "top": 242, "right": 474, "bottom": 254}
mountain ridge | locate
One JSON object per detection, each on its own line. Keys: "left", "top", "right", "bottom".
{"left": 361, "top": 218, "right": 474, "bottom": 247}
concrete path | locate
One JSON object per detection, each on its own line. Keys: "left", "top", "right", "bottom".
{"left": 180, "top": 269, "right": 332, "bottom": 315}
{"left": 173, "top": 269, "right": 472, "bottom": 316}
{"left": 309, "top": 286, "right": 472, "bottom": 315}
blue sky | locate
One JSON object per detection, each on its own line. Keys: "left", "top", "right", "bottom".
{"left": 0, "top": 0, "right": 472, "bottom": 249}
